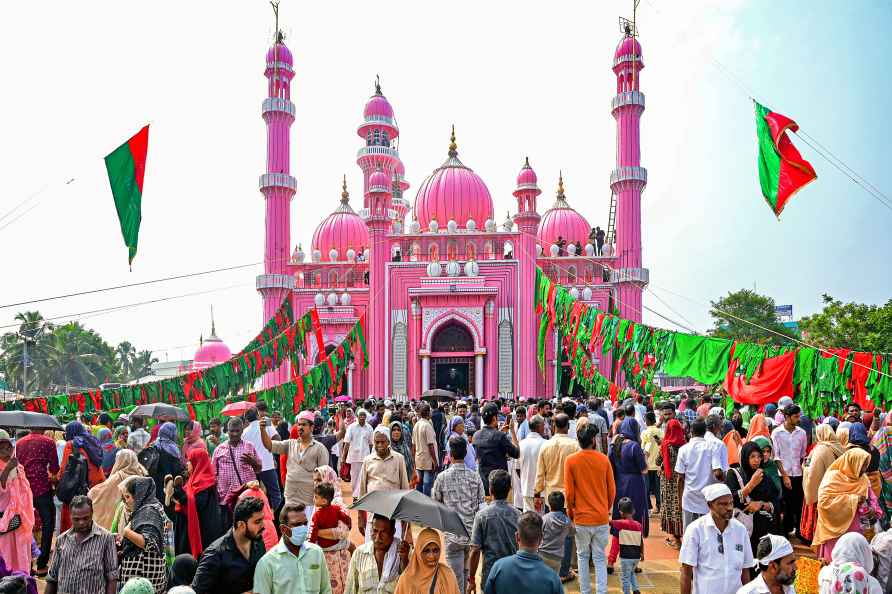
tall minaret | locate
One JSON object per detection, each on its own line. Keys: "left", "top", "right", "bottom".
{"left": 610, "top": 23, "right": 649, "bottom": 323}
{"left": 513, "top": 158, "right": 541, "bottom": 400}
{"left": 257, "top": 12, "right": 297, "bottom": 387}
{"left": 356, "top": 78, "right": 400, "bottom": 200}
{"left": 363, "top": 167, "right": 393, "bottom": 398}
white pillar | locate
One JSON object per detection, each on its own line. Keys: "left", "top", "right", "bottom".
{"left": 347, "top": 364, "right": 354, "bottom": 399}
{"left": 421, "top": 355, "right": 430, "bottom": 393}
{"left": 475, "top": 354, "right": 484, "bottom": 398}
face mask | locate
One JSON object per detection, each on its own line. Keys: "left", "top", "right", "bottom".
{"left": 288, "top": 525, "right": 309, "bottom": 547}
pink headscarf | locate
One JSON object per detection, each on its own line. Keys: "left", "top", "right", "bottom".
{"left": 182, "top": 421, "right": 207, "bottom": 459}
{"left": 0, "top": 433, "right": 35, "bottom": 572}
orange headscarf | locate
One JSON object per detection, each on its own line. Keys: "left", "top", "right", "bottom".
{"left": 394, "top": 528, "right": 461, "bottom": 594}
{"left": 723, "top": 430, "right": 743, "bottom": 467}
{"left": 745, "top": 414, "right": 770, "bottom": 443}
{"left": 813, "top": 448, "right": 871, "bottom": 546}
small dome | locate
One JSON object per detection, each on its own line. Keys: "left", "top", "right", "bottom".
{"left": 537, "top": 173, "right": 591, "bottom": 251}
{"left": 413, "top": 127, "right": 494, "bottom": 232}
{"left": 368, "top": 168, "right": 391, "bottom": 192}
{"left": 193, "top": 321, "right": 231, "bottom": 370}
{"left": 312, "top": 178, "right": 370, "bottom": 262}
{"left": 266, "top": 41, "right": 293, "bottom": 66}
{"left": 363, "top": 82, "right": 394, "bottom": 120}
{"left": 614, "top": 36, "right": 643, "bottom": 64}
{"left": 516, "top": 157, "right": 538, "bottom": 187}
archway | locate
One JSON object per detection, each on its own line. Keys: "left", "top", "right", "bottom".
{"left": 429, "top": 321, "right": 475, "bottom": 395}
{"left": 322, "top": 344, "right": 348, "bottom": 396}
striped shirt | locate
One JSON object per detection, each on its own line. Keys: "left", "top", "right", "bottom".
{"left": 432, "top": 462, "right": 485, "bottom": 546}
{"left": 46, "top": 522, "right": 118, "bottom": 594}
{"left": 343, "top": 541, "right": 400, "bottom": 594}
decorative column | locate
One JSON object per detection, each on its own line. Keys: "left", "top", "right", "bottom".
{"left": 474, "top": 355, "right": 484, "bottom": 398}
{"left": 512, "top": 158, "right": 542, "bottom": 401}
{"left": 362, "top": 168, "right": 392, "bottom": 398}
{"left": 421, "top": 355, "right": 431, "bottom": 393}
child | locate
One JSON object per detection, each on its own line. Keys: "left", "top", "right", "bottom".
{"left": 309, "top": 482, "right": 351, "bottom": 549}
{"left": 609, "top": 497, "right": 643, "bottom": 594}
{"left": 538, "top": 491, "right": 576, "bottom": 584}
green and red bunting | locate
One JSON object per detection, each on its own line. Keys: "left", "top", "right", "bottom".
{"left": 105, "top": 125, "right": 149, "bottom": 268}
{"left": 754, "top": 101, "right": 816, "bottom": 217}
{"left": 239, "top": 293, "right": 295, "bottom": 354}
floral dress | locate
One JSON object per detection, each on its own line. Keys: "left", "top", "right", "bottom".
{"left": 657, "top": 445, "right": 683, "bottom": 538}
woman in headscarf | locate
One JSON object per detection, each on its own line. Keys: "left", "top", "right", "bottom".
{"left": 144, "top": 422, "right": 185, "bottom": 503}
{"left": 389, "top": 421, "right": 414, "bottom": 483}
{"left": 657, "top": 418, "right": 686, "bottom": 548}
{"left": 838, "top": 425, "right": 851, "bottom": 448}
{"left": 59, "top": 421, "right": 106, "bottom": 531}
{"left": 725, "top": 441, "right": 779, "bottom": 554}
{"left": 817, "top": 532, "right": 884, "bottom": 594}
{"left": 180, "top": 421, "right": 206, "bottom": 460}
{"left": 236, "top": 481, "right": 278, "bottom": 551}
{"left": 849, "top": 423, "right": 883, "bottom": 502}
{"left": 814, "top": 448, "right": 881, "bottom": 561}
{"left": 309, "top": 465, "right": 351, "bottom": 594}
{"left": 115, "top": 425, "right": 129, "bottom": 449}
{"left": 801, "top": 424, "right": 846, "bottom": 542}
{"left": 722, "top": 419, "right": 743, "bottom": 468}
{"left": 118, "top": 476, "right": 169, "bottom": 594}
{"left": 609, "top": 418, "right": 649, "bottom": 537}
{"left": 394, "top": 528, "right": 460, "bottom": 594}
{"left": 119, "top": 577, "right": 155, "bottom": 594}
{"left": 0, "top": 430, "right": 34, "bottom": 573}
{"left": 171, "top": 448, "right": 224, "bottom": 558}
{"left": 871, "top": 413, "right": 892, "bottom": 527}
{"left": 443, "top": 416, "right": 476, "bottom": 471}
{"left": 98, "top": 427, "right": 117, "bottom": 475}
{"left": 88, "top": 449, "right": 147, "bottom": 529}
{"left": 745, "top": 413, "right": 771, "bottom": 443}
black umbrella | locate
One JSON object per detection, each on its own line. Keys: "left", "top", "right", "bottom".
{"left": 130, "top": 403, "right": 190, "bottom": 422}
{"left": 349, "top": 489, "right": 469, "bottom": 538}
{"left": 421, "top": 389, "right": 456, "bottom": 403}
{"left": 0, "top": 411, "right": 63, "bottom": 431}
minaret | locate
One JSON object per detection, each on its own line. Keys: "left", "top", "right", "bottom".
{"left": 257, "top": 17, "right": 297, "bottom": 387}
{"left": 363, "top": 166, "right": 393, "bottom": 398}
{"left": 610, "top": 24, "right": 649, "bottom": 323}
{"left": 513, "top": 157, "right": 541, "bottom": 400}
{"left": 356, "top": 78, "right": 401, "bottom": 201}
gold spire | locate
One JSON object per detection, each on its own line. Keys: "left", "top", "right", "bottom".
{"left": 448, "top": 124, "right": 458, "bottom": 157}
{"left": 341, "top": 174, "right": 349, "bottom": 203}
{"left": 557, "top": 170, "right": 565, "bottom": 197}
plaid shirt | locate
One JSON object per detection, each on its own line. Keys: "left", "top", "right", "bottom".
{"left": 682, "top": 408, "right": 698, "bottom": 426}
{"left": 432, "top": 461, "right": 484, "bottom": 546}
{"left": 212, "top": 439, "right": 259, "bottom": 504}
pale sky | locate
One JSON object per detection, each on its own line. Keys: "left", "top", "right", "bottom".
{"left": 1, "top": 0, "right": 889, "bottom": 362}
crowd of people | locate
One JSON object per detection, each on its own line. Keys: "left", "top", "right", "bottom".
{"left": 0, "top": 392, "right": 890, "bottom": 594}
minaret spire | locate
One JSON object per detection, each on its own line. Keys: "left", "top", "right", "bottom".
{"left": 448, "top": 125, "right": 458, "bottom": 157}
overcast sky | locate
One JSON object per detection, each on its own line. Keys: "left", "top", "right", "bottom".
{"left": 1, "top": 0, "right": 889, "bottom": 362}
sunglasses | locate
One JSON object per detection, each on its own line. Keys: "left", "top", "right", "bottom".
{"left": 717, "top": 533, "right": 724, "bottom": 555}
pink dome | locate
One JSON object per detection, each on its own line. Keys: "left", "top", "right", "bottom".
{"left": 614, "top": 36, "right": 643, "bottom": 62}
{"left": 537, "top": 175, "right": 591, "bottom": 249}
{"left": 394, "top": 159, "right": 410, "bottom": 192}
{"left": 312, "top": 180, "right": 370, "bottom": 261}
{"left": 516, "top": 157, "right": 538, "bottom": 186}
{"left": 368, "top": 169, "right": 391, "bottom": 191}
{"left": 193, "top": 323, "right": 232, "bottom": 369}
{"left": 266, "top": 42, "right": 293, "bottom": 65}
{"left": 413, "top": 129, "right": 494, "bottom": 231}
{"left": 364, "top": 94, "right": 394, "bottom": 120}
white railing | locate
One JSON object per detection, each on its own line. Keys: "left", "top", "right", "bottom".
{"left": 356, "top": 145, "right": 399, "bottom": 160}
{"left": 610, "top": 91, "right": 645, "bottom": 111}
{"left": 259, "top": 173, "right": 298, "bottom": 192}
{"left": 255, "top": 274, "right": 296, "bottom": 290}
{"left": 613, "top": 54, "right": 643, "bottom": 68}
{"left": 609, "top": 166, "right": 648, "bottom": 186}
{"left": 609, "top": 267, "right": 650, "bottom": 285}
{"left": 262, "top": 97, "right": 296, "bottom": 117}
{"left": 363, "top": 114, "right": 398, "bottom": 128}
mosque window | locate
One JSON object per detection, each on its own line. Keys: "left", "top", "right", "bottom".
{"left": 429, "top": 243, "right": 439, "bottom": 262}
{"left": 346, "top": 270, "right": 355, "bottom": 287}
{"left": 547, "top": 265, "right": 558, "bottom": 282}
{"left": 373, "top": 129, "right": 381, "bottom": 145}
{"left": 483, "top": 241, "right": 494, "bottom": 260}
{"left": 568, "top": 265, "right": 577, "bottom": 284}
{"left": 328, "top": 270, "right": 339, "bottom": 286}
{"left": 586, "top": 265, "right": 594, "bottom": 283}
{"left": 410, "top": 241, "right": 420, "bottom": 262}
{"left": 366, "top": 130, "right": 372, "bottom": 146}
{"left": 465, "top": 241, "right": 477, "bottom": 261}
{"left": 382, "top": 131, "right": 389, "bottom": 146}
{"left": 447, "top": 240, "right": 458, "bottom": 261}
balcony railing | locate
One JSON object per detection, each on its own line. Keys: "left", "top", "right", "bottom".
{"left": 356, "top": 145, "right": 399, "bottom": 160}
{"left": 609, "top": 166, "right": 647, "bottom": 186}
{"left": 259, "top": 173, "right": 298, "bottom": 192}
{"left": 610, "top": 91, "right": 645, "bottom": 112}
{"left": 363, "top": 114, "right": 398, "bottom": 128}
{"left": 609, "top": 267, "right": 650, "bottom": 285}
{"left": 262, "top": 97, "right": 296, "bottom": 117}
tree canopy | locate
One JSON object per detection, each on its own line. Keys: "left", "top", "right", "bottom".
{"left": 709, "top": 289, "right": 798, "bottom": 346}
{"left": 799, "top": 295, "right": 892, "bottom": 353}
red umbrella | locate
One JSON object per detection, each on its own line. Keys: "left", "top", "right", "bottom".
{"left": 221, "top": 400, "right": 256, "bottom": 417}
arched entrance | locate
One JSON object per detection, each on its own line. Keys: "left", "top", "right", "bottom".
{"left": 429, "top": 322, "right": 475, "bottom": 395}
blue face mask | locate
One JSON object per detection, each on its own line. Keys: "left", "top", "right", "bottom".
{"left": 288, "top": 525, "right": 308, "bottom": 547}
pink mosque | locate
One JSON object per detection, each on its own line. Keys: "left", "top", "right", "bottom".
{"left": 245, "top": 26, "right": 649, "bottom": 401}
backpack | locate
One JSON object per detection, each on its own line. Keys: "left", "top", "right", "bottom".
{"left": 57, "top": 447, "right": 88, "bottom": 504}
{"left": 138, "top": 445, "right": 160, "bottom": 477}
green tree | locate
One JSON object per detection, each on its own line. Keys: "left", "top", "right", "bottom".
{"left": 116, "top": 341, "right": 137, "bottom": 380}
{"left": 0, "top": 311, "right": 54, "bottom": 394}
{"left": 44, "top": 323, "right": 104, "bottom": 392}
{"left": 799, "top": 295, "right": 892, "bottom": 352}
{"left": 132, "top": 349, "right": 159, "bottom": 378}
{"left": 709, "top": 289, "right": 797, "bottom": 345}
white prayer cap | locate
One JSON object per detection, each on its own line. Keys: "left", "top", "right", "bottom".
{"left": 701, "top": 483, "right": 732, "bottom": 502}
{"left": 756, "top": 534, "right": 794, "bottom": 564}
{"left": 356, "top": 408, "right": 369, "bottom": 418}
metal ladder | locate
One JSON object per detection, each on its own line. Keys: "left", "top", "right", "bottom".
{"left": 606, "top": 190, "right": 617, "bottom": 245}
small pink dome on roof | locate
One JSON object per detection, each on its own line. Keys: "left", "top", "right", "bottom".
{"left": 537, "top": 174, "right": 591, "bottom": 249}
{"left": 368, "top": 169, "right": 391, "bottom": 191}
{"left": 266, "top": 41, "right": 293, "bottom": 65}
{"left": 614, "top": 36, "right": 643, "bottom": 62}
{"left": 413, "top": 127, "right": 494, "bottom": 232}
{"left": 312, "top": 178, "right": 370, "bottom": 261}
{"left": 516, "top": 157, "right": 538, "bottom": 186}
{"left": 364, "top": 81, "right": 394, "bottom": 120}
{"left": 193, "top": 321, "right": 232, "bottom": 370}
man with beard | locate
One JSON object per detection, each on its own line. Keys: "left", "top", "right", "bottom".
{"left": 344, "top": 515, "right": 410, "bottom": 594}
{"left": 192, "top": 497, "right": 267, "bottom": 594}
{"left": 260, "top": 411, "right": 328, "bottom": 511}
{"left": 735, "top": 535, "right": 797, "bottom": 594}
{"left": 680, "top": 484, "right": 754, "bottom": 594}
{"left": 357, "top": 427, "right": 409, "bottom": 539}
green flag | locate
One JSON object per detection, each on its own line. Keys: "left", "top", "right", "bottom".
{"left": 105, "top": 125, "right": 149, "bottom": 268}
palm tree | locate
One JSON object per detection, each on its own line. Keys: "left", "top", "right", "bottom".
{"left": 116, "top": 341, "right": 137, "bottom": 380}
{"left": 45, "top": 325, "right": 103, "bottom": 392}
{"left": 131, "top": 350, "right": 159, "bottom": 379}
{"left": 0, "top": 311, "right": 53, "bottom": 394}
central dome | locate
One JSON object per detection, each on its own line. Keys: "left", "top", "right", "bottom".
{"left": 413, "top": 128, "right": 494, "bottom": 232}
{"left": 537, "top": 174, "right": 591, "bottom": 250}
{"left": 312, "top": 178, "right": 370, "bottom": 260}
{"left": 193, "top": 320, "right": 231, "bottom": 370}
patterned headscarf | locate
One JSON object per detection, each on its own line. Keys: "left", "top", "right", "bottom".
{"left": 154, "top": 422, "right": 181, "bottom": 459}
{"left": 120, "top": 578, "right": 155, "bottom": 594}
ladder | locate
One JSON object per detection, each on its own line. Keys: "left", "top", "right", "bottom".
{"left": 606, "top": 190, "right": 617, "bottom": 245}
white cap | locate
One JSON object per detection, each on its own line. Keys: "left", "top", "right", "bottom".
{"left": 756, "top": 534, "right": 794, "bottom": 564}
{"left": 701, "top": 483, "right": 732, "bottom": 502}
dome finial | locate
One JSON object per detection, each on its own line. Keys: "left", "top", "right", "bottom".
{"left": 209, "top": 305, "right": 217, "bottom": 339}
{"left": 448, "top": 124, "right": 458, "bottom": 157}
{"left": 375, "top": 74, "right": 382, "bottom": 95}
{"left": 557, "top": 171, "right": 565, "bottom": 198}
{"left": 341, "top": 174, "right": 349, "bottom": 203}
{"left": 524, "top": 156, "right": 530, "bottom": 168}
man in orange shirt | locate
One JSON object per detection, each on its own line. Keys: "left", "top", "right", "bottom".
{"left": 564, "top": 423, "right": 615, "bottom": 594}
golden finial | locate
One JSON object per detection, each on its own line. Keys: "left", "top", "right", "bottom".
{"left": 557, "top": 170, "right": 565, "bottom": 197}
{"left": 375, "top": 74, "right": 382, "bottom": 95}
{"left": 448, "top": 124, "right": 458, "bottom": 157}
{"left": 341, "top": 175, "right": 349, "bottom": 202}
{"left": 524, "top": 156, "right": 530, "bottom": 168}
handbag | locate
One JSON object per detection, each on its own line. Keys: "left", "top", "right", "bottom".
{"left": 730, "top": 467, "right": 754, "bottom": 536}
{"left": 0, "top": 511, "right": 21, "bottom": 534}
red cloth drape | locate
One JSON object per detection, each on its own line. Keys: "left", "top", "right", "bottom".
{"left": 724, "top": 350, "right": 796, "bottom": 405}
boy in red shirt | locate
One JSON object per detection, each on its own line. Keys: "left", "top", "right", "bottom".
{"left": 608, "top": 497, "right": 643, "bottom": 594}
{"left": 309, "top": 482, "right": 351, "bottom": 548}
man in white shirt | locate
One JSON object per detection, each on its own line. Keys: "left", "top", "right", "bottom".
{"left": 771, "top": 404, "right": 807, "bottom": 538}
{"left": 735, "top": 534, "right": 797, "bottom": 594}
{"left": 680, "top": 483, "right": 754, "bottom": 594}
{"left": 243, "top": 403, "right": 283, "bottom": 510}
{"left": 676, "top": 418, "right": 725, "bottom": 530}
{"left": 705, "top": 414, "right": 730, "bottom": 477}
{"left": 518, "top": 415, "right": 546, "bottom": 513}
{"left": 342, "top": 408, "right": 374, "bottom": 497}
